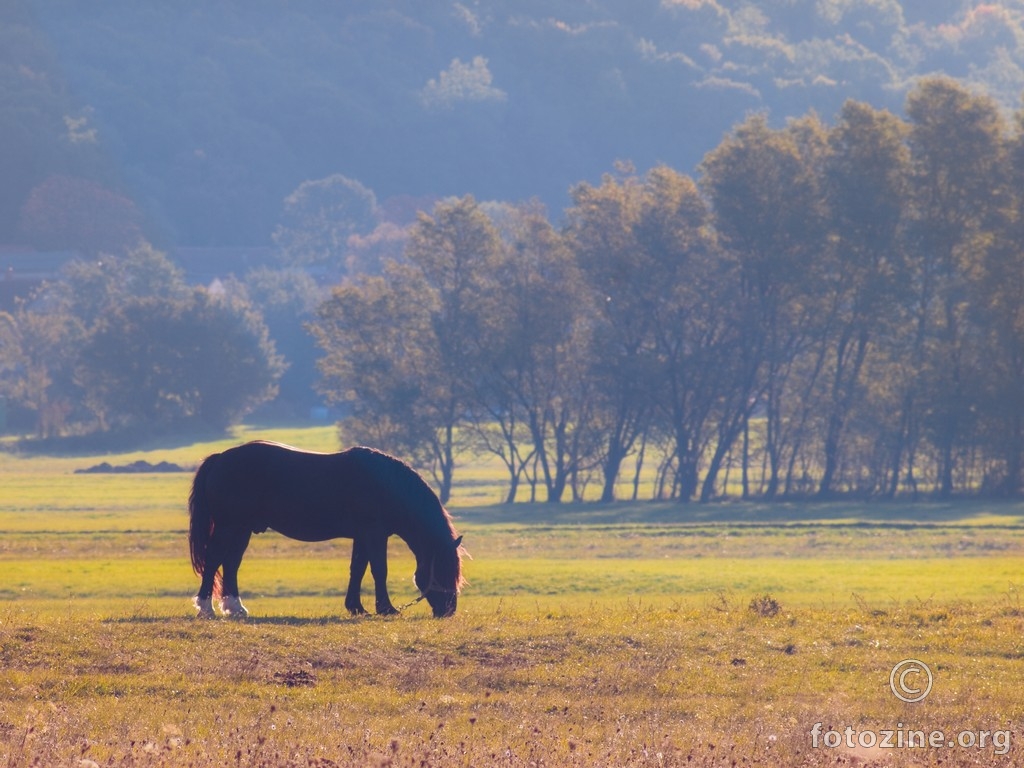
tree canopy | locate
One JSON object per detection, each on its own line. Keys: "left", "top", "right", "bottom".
{"left": 309, "top": 78, "right": 1024, "bottom": 501}
{"left": 0, "top": 246, "right": 284, "bottom": 437}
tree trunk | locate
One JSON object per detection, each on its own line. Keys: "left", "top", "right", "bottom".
{"left": 741, "top": 415, "right": 751, "bottom": 500}
{"left": 600, "top": 445, "right": 626, "bottom": 502}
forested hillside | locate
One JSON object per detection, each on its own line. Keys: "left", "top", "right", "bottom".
{"left": 6, "top": 3, "right": 1024, "bottom": 502}
{"left": 6, "top": 1, "right": 1024, "bottom": 247}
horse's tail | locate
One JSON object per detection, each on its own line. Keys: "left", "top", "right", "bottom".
{"left": 189, "top": 453, "right": 222, "bottom": 597}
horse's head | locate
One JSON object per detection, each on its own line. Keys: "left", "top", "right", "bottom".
{"left": 415, "top": 535, "right": 466, "bottom": 618}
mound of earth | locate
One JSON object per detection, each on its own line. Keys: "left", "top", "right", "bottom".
{"left": 75, "top": 460, "right": 189, "bottom": 474}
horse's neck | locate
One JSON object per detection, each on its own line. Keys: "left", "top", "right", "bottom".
{"left": 397, "top": 521, "right": 444, "bottom": 563}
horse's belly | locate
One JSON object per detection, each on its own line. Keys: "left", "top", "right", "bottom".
{"left": 266, "top": 517, "right": 354, "bottom": 542}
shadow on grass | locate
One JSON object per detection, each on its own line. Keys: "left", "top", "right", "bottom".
{"left": 103, "top": 614, "right": 369, "bottom": 626}
{"left": 4, "top": 421, "right": 227, "bottom": 458}
{"left": 455, "top": 498, "right": 1024, "bottom": 527}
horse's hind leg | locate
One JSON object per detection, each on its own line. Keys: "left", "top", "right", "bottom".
{"left": 218, "top": 527, "right": 252, "bottom": 619}
{"left": 194, "top": 535, "right": 226, "bottom": 618}
{"left": 345, "top": 539, "right": 370, "bottom": 615}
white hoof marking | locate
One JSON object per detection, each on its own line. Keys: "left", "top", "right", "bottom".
{"left": 218, "top": 595, "right": 249, "bottom": 619}
{"left": 193, "top": 596, "right": 215, "bottom": 619}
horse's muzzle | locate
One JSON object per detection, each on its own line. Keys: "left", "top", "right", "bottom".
{"left": 429, "top": 592, "right": 457, "bottom": 618}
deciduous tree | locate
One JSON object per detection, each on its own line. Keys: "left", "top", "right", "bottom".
{"left": 816, "top": 100, "right": 910, "bottom": 495}
{"left": 472, "top": 202, "right": 594, "bottom": 502}
{"left": 565, "top": 168, "right": 657, "bottom": 501}
{"left": 700, "top": 113, "right": 830, "bottom": 498}
{"left": 18, "top": 175, "right": 145, "bottom": 255}
{"left": 312, "top": 196, "right": 502, "bottom": 503}
{"left": 0, "top": 305, "right": 83, "bottom": 437}
{"left": 78, "top": 289, "right": 284, "bottom": 431}
{"left": 904, "top": 77, "right": 1008, "bottom": 496}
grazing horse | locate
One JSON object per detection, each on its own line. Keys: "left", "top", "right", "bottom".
{"left": 188, "top": 441, "right": 465, "bottom": 619}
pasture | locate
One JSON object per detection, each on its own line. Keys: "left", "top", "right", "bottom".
{"left": 1, "top": 428, "right": 1024, "bottom": 765}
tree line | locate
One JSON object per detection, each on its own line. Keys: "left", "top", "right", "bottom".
{"left": 313, "top": 77, "right": 1024, "bottom": 503}
{"left": 4, "top": 76, "right": 1024, "bottom": 503}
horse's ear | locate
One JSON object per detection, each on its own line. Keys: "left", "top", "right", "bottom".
{"left": 453, "top": 535, "right": 463, "bottom": 549}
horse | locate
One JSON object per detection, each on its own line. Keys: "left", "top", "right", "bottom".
{"left": 188, "top": 441, "right": 466, "bottom": 619}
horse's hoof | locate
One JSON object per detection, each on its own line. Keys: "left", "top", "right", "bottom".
{"left": 193, "top": 596, "right": 215, "bottom": 619}
{"left": 376, "top": 605, "right": 399, "bottom": 616}
{"left": 219, "top": 595, "right": 249, "bottom": 619}
{"left": 347, "top": 604, "right": 368, "bottom": 616}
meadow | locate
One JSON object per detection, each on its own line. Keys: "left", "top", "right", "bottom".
{"left": 1, "top": 426, "right": 1024, "bottom": 766}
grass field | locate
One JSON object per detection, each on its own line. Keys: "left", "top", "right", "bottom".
{"left": 2, "top": 426, "right": 1024, "bottom": 765}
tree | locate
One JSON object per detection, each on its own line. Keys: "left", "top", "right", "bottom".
{"left": 41, "top": 241, "right": 189, "bottom": 330}
{"left": 78, "top": 289, "right": 284, "bottom": 431}
{"left": 312, "top": 196, "right": 502, "bottom": 503}
{"left": 970, "top": 106, "right": 1024, "bottom": 496}
{"left": 0, "top": 304, "right": 83, "bottom": 437}
{"left": 700, "top": 113, "right": 830, "bottom": 498}
{"left": 565, "top": 168, "right": 657, "bottom": 501}
{"left": 18, "top": 175, "right": 145, "bottom": 255}
{"left": 632, "top": 167, "right": 740, "bottom": 502}
{"left": 903, "top": 78, "right": 1008, "bottom": 496}
{"left": 0, "top": 243, "right": 195, "bottom": 437}
{"left": 403, "top": 196, "right": 503, "bottom": 501}
{"left": 225, "top": 267, "right": 326, "bottom": 416}
{"left": 470, "top": 201, "right": 595, "bottom": 502}
{"left": 969, "top": 228, "right": 1024, "bottom": 496}
{"left": 312, "top": 266, "right": 451, "bottom": 492}
{"left": 273, "top": 174, "right": 379, "bottom": 275}
{"left": 816, "top": 100, "right": 910, "bottom": 495}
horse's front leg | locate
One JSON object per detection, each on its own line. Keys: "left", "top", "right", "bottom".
{"left": 367, "top": 536, "right": 398, "bottom": 615}
{"left": 345, "top": 539, "right": 369, "bottom": 615}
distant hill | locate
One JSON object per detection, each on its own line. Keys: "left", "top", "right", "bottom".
{"left": 5, "top": 0, "right": 1024, "bottom": 248}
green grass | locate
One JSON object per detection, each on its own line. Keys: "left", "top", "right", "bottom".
{"left": 2, "top": 426, "right": 1024, "bottom": 765}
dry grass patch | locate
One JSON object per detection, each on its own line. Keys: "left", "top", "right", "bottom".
{"left": 1, "top": 597, "right": 1022, "bottom": 766}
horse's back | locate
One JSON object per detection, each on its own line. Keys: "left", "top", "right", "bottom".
{"left": 203, "top": 441, "right": 432, "bottom": 541}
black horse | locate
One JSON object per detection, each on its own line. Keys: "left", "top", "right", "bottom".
{"left": 188, "top": 441, "right": 465, "bottom": 619}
